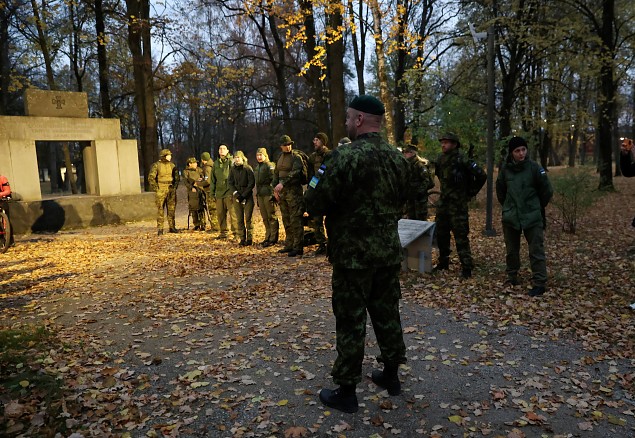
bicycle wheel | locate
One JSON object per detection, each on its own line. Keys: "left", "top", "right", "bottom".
{"left": 0, "top": 210, "right": 10, "bottom": 253}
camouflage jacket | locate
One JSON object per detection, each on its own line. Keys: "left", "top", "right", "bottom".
{"left": 305, "top": 132, "right": 410, "bottom": 269}
{"left": 434, "top": 148, "right": 486, "bottom": 213}
{"left": 148, "top": 159, "right": 179, "bottom": 192}
{"left": 183, "top": 167, "right": 209, "bottom": 192}
{"left": 406, "top": 155, "right": 434, "bottom": 200}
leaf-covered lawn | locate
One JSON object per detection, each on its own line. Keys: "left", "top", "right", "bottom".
{"left": 1, "top": 168, "right": 633, "bottom": 437}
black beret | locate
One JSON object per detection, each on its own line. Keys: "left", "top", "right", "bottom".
{"left": 349, "top": 95, "right": 385, "bottom": 115}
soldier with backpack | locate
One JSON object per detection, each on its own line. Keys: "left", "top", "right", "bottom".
{"left": 433, "top": 133, "right": 486, "bottom": 278}
{"left": 273, "top": 134, "right": 306, "bottom": 257}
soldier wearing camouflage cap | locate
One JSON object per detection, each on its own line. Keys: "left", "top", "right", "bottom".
{"left": 305, "top": 95, "right": 410, "bottom": 414}
{"left": 148, "top": 149, "right": 180, "bottom": 235}
{"left": 433, "top": 132, "right": 486, "bottom": 278}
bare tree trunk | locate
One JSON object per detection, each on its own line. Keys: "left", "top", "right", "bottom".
{"left": 300, "top": 0, "right": 330, "bottom": 134}
{"left": 597, "top": 0, "right": 615, "bottom": 190}
{"left": 326, "top": 1, "right": 346, "bottom": 144}
{"left": 126, "top": 0, "right": 159, "bottom": 190}
{"left": 347, "top": 0, "right": 366, "bottom": 95}
{"left": 94, "top": 0, "right": 113, "bottom": 117}
{"left": 368, "top": 0, "right": 395, "bottom": 145}
{"left": 0, "top": 3, "right": 11, "bottom": 115}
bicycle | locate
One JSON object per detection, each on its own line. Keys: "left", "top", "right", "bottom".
{"left": 0, "top": 196, "right": 11, "bottom": 253}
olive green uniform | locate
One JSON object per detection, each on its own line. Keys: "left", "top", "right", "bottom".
{"left": 496, "top": 159, "right": 553, "bottom": 286}
{"left": 308, "top": 146, "right": 331, "bottom": 245}
{"left": 305, "top": 132, "right": 410, "bottom": 387}
{"left": 405, "top": 155, "right": 434, "bottom": 220}
{"left": 434, "top": 148, "right": 486, "bottom": 271}
{"left": 210, "top": 155, "right": 238, "bottom": 239}
{"left": 254, "top": 160, "right": 279, "bottom": 244}
{"left": 148, "top": 159, "right": 179, "bottom": 232}
{"left": 273, "top": 150, "right": 305, "bottom": 252}
{"left": 228, "top": 163, "right": 256, "bottom": 243}
{"left": 201, "top": 161, "right": 219, "bottom": 231}
{"left": 183, "top": 166, "right": 209, "bottom": 229}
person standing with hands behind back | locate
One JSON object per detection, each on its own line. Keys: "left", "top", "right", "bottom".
{"left": 305, "top": 95, "right": 410, "bottom": 414}
{"left": 496, "top": 136, "right": 553, "bottom": 297}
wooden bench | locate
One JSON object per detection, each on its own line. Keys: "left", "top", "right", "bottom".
{"left": 398, "top": 219, "right": 436, "bottom": 273}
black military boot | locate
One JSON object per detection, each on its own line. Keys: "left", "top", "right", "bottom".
{"left": 169, "top": 228, "right": 179, "bottom": 233}
{"left": 245, "top": 240, "right": 252, "bottom": 246}
{"left": 157, "top": 229, "right": 163, "bottom": 236}
{"left": 461, "top": 269, "right": 472, "bottom": 279}
{"left": 433, "top": 260, "right": 449, "bottom": 272}
{"left": 371, "top": 365, "right": 401, "bottom": 396}
{"left": 288, "top": 248, "right": 304, "bottom": 257}
{"left": 528, "top": 285, "right": 546, "bottom": 297}
{"left": 314, "top": 243, "right": 327, "bottom": 256}
{"left": 319, "top": 385, "right": 358, "bottom": 413}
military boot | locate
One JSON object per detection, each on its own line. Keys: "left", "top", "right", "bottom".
{"left": 319, "top": 385, "right": 358, "bottom": 414}
{"left": 371, "top": 365, "right": 401, "bottom": 396}
{"left": 433, "top": 260, "right": 449, "bottom": 272}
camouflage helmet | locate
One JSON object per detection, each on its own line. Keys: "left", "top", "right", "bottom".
{"left": 186, "top": 157, "right": 197, "bottom": 165}
{"left": 438, "top": 132, "right": 461, "bottom": 147}
{"left": 280, "top": 134, "right": 294, "bottom": 146}
{"left": 160, "top": 148, "right": 172, "bottom": 157}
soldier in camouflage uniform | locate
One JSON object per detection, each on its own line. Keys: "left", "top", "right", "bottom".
{"left": 228, "top": 151, "right": 255, "bottom": 246}
{"left": 273, "top": 135, "right": 305, "bottom": 257}
{"left": 254, "top": 148, "right": 279, "bottom": 246}
{"left": 200, "top": 152, "right": 219, "bottom": 231}
{"left": 148, "top": 148, "right": 180, "bottom": 235}
{"left": 402, "top": 143, "right": 435, "bottom": 220}
{"left": 305, "top": 95, "right": 410, "bottom": 414}
{"left": 433, "top": 133, "right": 486, "bottom": 278}
{"left": 183, "top": 157, "right": 209, "bottom": 231}
{"left": 307, "top": 132, "right": 331, "bottom": 255}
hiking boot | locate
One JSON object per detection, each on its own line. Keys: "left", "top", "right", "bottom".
{"left": 239, "top": 239, "right": 246, "bottom": 246}
{"left": 169, "top": 228, "right": 179, "bottom": 233}
{"left": 157, "top": 229, "right": 163, "bottom": 236}
{"left": 216, "top": 234, "right": 229, "bottom": 240}
{"left": 278, "top": 248, "right": 292, "bottom": 253}
{"left": 371, "top": 369, "right": 401, "bottom": 396}
{"left": 245, "top": 240, "right": 252, "bottom": 246}
{"left": 288, "top": 249, "right": 304, "bottom": 257}
{"left": 193, "top": 226, "right": 200, "bottom": 231}
{"left": 461, "top": 269, "right": 472, "bottom": 279}
{"left": 319, "top": 387, "right": 358, "bottom": 414}
{"left": 433, "top": 261, "right": 449, "bottom": 272}
{"left": 503, "top": 278, "right": 520, "bottom": 286}
{"left": 528, "top": 285, "right": 546, "bottom": 297}
{"left": 314, "top": 243, "right": 327, "bottom": 256}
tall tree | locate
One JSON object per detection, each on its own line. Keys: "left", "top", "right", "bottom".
{"left": 126, "top": 0, "right": 158, "bottom": 189}
{"left": 325, "top": 0, "right": 346, "bottom": 143}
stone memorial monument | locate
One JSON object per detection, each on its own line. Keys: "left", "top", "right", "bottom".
{"left": 0, "top": 88, "right": 154, "bottom": 233}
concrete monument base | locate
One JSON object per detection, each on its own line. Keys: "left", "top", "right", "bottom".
{"left": 9, "top": 193, "right": 155, "bottom": 235}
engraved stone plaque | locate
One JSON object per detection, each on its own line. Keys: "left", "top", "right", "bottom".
{"left": 24, "top": 88, "right": 88, "bottom": 118}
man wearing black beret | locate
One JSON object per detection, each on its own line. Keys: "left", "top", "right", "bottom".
{"left": 305, "top": 95, "right": 410, "bottom": 413}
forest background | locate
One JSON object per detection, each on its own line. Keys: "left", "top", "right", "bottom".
{"left": 1, "top": 0, "right": 634, "bottom": 191}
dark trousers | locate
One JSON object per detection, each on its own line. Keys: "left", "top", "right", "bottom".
{"left": 436, "top": 209, "right": 473, "bottom": 270}
{"left": 330, "top": 264, "right": 407, "bottom": 387}
{"left": 503, "top": 224, "right": 547, "bottom": 286}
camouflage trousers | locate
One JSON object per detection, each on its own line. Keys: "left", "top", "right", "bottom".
{"left": 307, "top": 215, "right": 327, "bottom": 245}
{"left": 155, "top": 184, "right": 176, "bottom": 230}
{"left": 278, "top": 186, "right": 304, "bottom": 251}
{"left": 234, "top": 197, "right": 255, "bottom": 242}
{"left": 503, "top": 224, "right": 547, "bottom": 286}
{"left": 405, "top": 195, "right": 428, "bottom": 221}
{"left": 330, "top": 264, "right": 407, "bottom": 387}
{"left": 257, "top": 195, "right": 279, "bottom": 243}
{"left": 436, "top": 209, "right": 473, "bottom": 270}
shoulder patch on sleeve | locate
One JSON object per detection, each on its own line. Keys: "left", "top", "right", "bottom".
{"left": 539, "top": 168, "right": 546, "bottom": 175}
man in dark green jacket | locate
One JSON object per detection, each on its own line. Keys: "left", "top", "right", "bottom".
{"left": 496, "top": 136, "right": 553, "bottom": 297}
{"left": 210, "top": 144, "right": 237, "bottom": 240}
{"left": 402, "top": 143, "right": 434, "bottom": 220}
{"left": 305, "top": 95, "right": 410, "bottom": 414}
